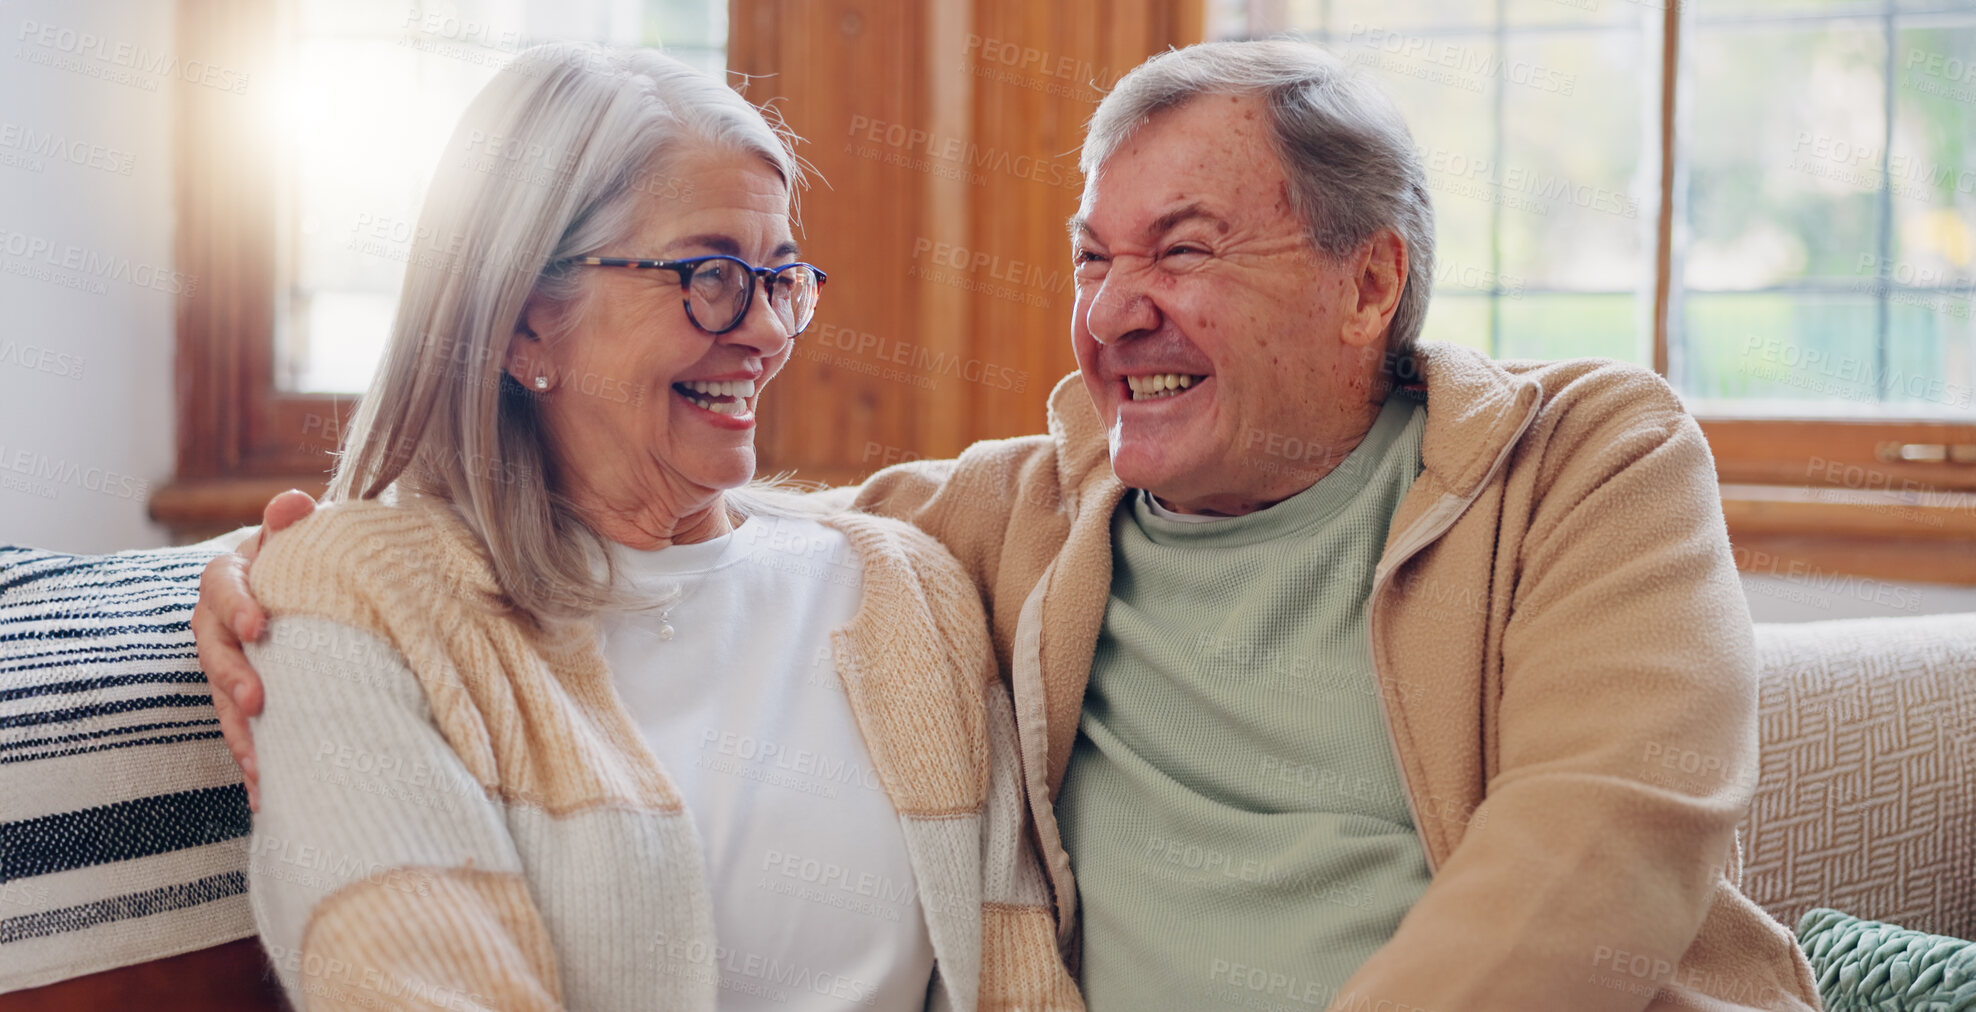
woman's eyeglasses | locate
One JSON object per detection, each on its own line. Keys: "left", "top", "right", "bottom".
{"left": 561, "top": 255, "right": 827, "bottom": 336}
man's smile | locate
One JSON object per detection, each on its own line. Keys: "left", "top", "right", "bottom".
{"left": 1123, "top": 373, "right": 1209, "bottom": 401}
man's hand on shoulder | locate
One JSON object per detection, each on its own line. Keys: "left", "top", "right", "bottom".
{"left": 192, "top": 489, "right": 318, "bottom": 810}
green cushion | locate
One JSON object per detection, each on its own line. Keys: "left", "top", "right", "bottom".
{"left": 1797, "top": 908, "right": 1976, "bottom": 1011}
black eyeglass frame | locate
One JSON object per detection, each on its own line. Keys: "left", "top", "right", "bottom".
{"left": 561, "top": 254, "right": 828, "bottom": 336}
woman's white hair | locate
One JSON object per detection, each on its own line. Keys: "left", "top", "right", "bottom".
{"left": 1081, "top": 39, "right": 1435, "bottom": 360}
{"left": 327, "top": 43, "right": 803, "bottom": 631}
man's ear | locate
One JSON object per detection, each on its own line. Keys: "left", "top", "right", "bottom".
{"left": 503, "top": 298, "right": 558, "bottom": 391}
{"left": 1340, "top": 230, "right": 1408, "bottom": 351}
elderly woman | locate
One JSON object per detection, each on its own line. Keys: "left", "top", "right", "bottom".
{"left": 226, "top": 43, "right": 1079, "bottom": 1011}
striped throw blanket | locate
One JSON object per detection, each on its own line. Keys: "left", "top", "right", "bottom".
{"left": 0, "top": 543, "right": 254, "bottom": 994}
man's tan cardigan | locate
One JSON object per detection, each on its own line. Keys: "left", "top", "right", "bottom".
{"left": 842, "top": 342, "right": 1823, "bottom": 1011}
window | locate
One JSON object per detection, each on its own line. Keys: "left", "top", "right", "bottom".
{"left": 158, "top": 0, "right": 724, "bottom": 539}
{"left": 1210, "top": 0, "right": 1975, "bottom": 411}
{"left": 164, "top": 0, "right": 1201, "bottom": 536}
{"left": 1211, "top": 0, "right": 1976, "bottom": 583}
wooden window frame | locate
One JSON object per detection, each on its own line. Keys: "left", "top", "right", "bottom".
{"left": 153, "top": 0, "right": 338, "bottom": 541}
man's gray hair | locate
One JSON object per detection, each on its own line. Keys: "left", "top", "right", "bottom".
{"left": 1082, "top": 40, "right": 1435, "bottom": 359}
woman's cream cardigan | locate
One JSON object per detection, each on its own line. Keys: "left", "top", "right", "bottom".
{"left": 242, "top": 497, "right": 1081, "bottom": 1011}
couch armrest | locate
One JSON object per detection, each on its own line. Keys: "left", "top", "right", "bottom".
{"left": 0, "top": 939, "right": 283, "bottom": 1011}
{"left": 1743, "top": 613, "right": 1976, "bottom": 941}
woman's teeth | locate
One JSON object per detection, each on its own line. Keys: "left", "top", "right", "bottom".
{"left": 680, "top": 379, "right": 756, "bottom": 398}
{"left": 1126, "top": 373, "right": 1202, "bottom": 401}
{"left": 676, "top": 378, "right": 756, "bottom": 415}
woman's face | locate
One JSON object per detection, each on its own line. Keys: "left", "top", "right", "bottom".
{"left": 518, "top": 147, "right": 798, "bottom": 518}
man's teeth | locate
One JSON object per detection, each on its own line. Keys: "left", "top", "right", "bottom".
{"left": 1125, "top": 373, "right": 1202, "bottom": 400}
{"left": 679, "top": 379, "right": 756, "bottom": 398}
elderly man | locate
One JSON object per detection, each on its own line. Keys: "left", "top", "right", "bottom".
{"left": 196, "top": 39, "right": 1818, "bottom": 1011}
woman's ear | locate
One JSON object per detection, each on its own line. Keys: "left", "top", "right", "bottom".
{"left": 504, "top": 298, "right": 557, "bottom": 392}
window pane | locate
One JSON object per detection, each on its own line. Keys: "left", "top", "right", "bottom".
{"left": 1682, "top": 20, "right": 1885, "bottom": 290}
{"left": 1892, "top": 22, "right": 1976, "bottom": 297}
{"left": 1329, "top": 0, "right": 1492, "bottom": 32}
{"left": 1695, "top": 0, "right": 1884, "bottom": 15}
{"left": 1503, "top": 0, "right": 1648, "bottom": 28}
{"left": 1675, "top": 7, "right": 1976, "bottom": 416}
{"left": 1887, "top": 297, "right": 1976, "bottom": 412}
{"left": 1498, "top": 293, "right": 1642, "bottom": 361}
{"left": 292, "top": 291, "right": 397, "bottom": 394}
{"left": 1889, "top": 20, "right": 1976, "bottom": 416}
{"left": 1421, "top": 292, "right": 1493, "bottom": 351}
{"left": 1683, "top": 292, "right": 1880, "bottom": 407}
{"left": 277, "top": 0, "right": 727, "bottom": 394}
{"left": 1497, "top": 28, "right": 1654, "bottom": 292}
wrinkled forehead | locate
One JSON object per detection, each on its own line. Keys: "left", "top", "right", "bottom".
{"left": 1074, "top": 95, "right": 1293, "bottom": 241}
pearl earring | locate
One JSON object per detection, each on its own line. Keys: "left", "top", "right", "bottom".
{"left": 533, "top": 376, "right": 549, "bottom": 390}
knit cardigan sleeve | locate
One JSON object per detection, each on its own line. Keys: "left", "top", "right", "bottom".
{"left": 243, "top": 507, "right": 566, "bottom": 1012}
{"left": 245, "top": 614, "right": 565, "bottom": 1011}
{"left": 1332, "top": 378, "right": 1799, "bottom": 1012}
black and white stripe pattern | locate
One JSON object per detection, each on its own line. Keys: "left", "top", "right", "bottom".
{"left": 0, "top": 544, "right": 255, "bottom": 993}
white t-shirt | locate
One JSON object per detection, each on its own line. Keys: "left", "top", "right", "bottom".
{"left": 597, "top": 514, "right": 937, "bottom": 1011}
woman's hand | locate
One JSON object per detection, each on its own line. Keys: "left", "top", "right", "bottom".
{"left": 192, "top": 489, "right": 318, "bottom": 810}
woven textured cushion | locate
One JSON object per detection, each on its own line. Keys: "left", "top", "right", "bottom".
{"left": 1742, "top": 615, "right": 1976, "bottom": 943}
{"left": 0, "top": 544, "right": 254, "bottom": 994}
{"left": 1797, "top": 908, "right": 1976, "bottom": 1010}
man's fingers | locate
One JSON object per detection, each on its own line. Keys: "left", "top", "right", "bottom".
{"left": 263, "top": 489, "right": 318, "bottom": 537}
{"left": 208, "top": 643, "right": 264, "bottom": 717}
{"left": 195, "top": 553, "right": 266, "bottom": 711}
{"left": 231, "top": 669, "right": 261, "bottom": 713}
{"left": 191, "top": 591, "right": 239, "bottom": 695}
{"left": 196, "top": 504, "right": 294, "bottom": 816}
{"left": 210, "top": 675, "right": 248, "bottom": 750}
{"left": 197, "top": 605, "right": 264, "bottom": 805}
{"left": 203, "top": 549, "right": 267, "bottom": 644}
{"left": 244, "top": 489, "right": 315, "bottom": 562}
{"left": 224, "top": 561, "right": 264, "bottom": 643}
{"left": 191, "top": 490, "right": 308, "bottom": 813}
{"left": 209, "top": 684, "right": 261, "bottom": 811}
{"left": 198, "top": 617, "right": 265, "bottom": 717}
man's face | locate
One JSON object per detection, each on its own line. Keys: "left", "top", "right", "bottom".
{"left": 1070, "top": 92, "right": 1392, "bottom": 515}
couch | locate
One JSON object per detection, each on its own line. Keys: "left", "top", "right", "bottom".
{"left": 0, "top": 543, "right": 1970, "bottom": 1009}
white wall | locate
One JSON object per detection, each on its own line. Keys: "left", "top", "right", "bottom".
{"left": 0, "top": 0, "right": 176, "bottom": 553}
